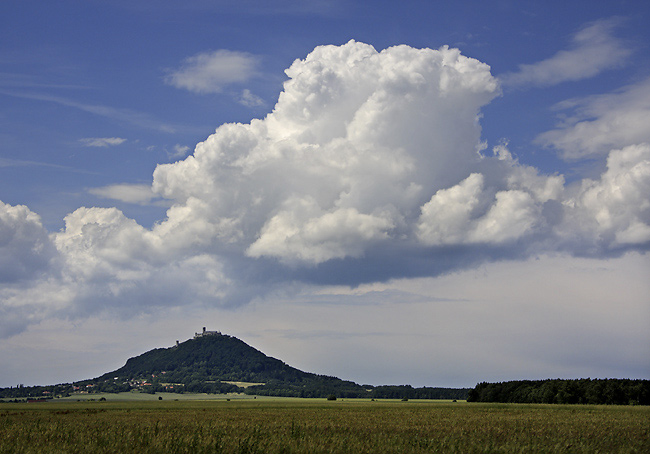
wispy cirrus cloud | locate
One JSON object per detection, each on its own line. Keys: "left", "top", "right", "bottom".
{"left": 0, "top": 90, "right": 179, "bottom": 133}
{"left": 536, "top": 76, "right": 650, "bottom": 159}
{"left": 165, "top": 50, "right": 260, "bottom": 94}
{"left": 107, "top": 0, "right": 342, "bottom": 17}
{"left": 0, "top": 157, "right": 96, "bottom": 174}
{"left": 499, "top": 18, "right": 632, "bottom": 89}
{"left": 0, "top": 72, "right": 90, "bottom": 90}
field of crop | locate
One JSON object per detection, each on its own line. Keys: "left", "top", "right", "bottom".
{"left": 1, "top": 398, "right": 648, "bottom": 453}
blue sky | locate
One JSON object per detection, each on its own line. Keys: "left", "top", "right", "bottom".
{"left": 1, "top": 0, "right": 649, "bottom": 388}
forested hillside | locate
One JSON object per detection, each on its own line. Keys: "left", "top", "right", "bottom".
{"left": 98, "top": 334, "right": 309, "bottom": 385}
{"left": 92, "top": 333, "right": 371, "bottom": 397}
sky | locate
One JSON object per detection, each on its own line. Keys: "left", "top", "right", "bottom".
{"left": 0, "top": 0, "right": 649, "bottom": 389}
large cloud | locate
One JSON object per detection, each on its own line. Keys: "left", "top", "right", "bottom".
{"left": 0, "top": 202, "right": 59, "bottom": 337}
{"left": 416, "top": 144, "right": 565, "bottom": 246}
{"left": 1, "top": 40, "right": 649, "bottom": 338}
{"left": 153, "top": 41, "right": 502, "bottom": 264}
{"left": 0, "top": 201, "right": 56, "bottom": 283}
{"left": 560, "top": 143, "right": 650, "bottom": 249}
{"left": 53, "top": 207, "right": 232, "bottom": 313}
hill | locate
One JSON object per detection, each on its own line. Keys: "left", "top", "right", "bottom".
{"left": 98, "top": 332, "right": 311, "bottom": 384}
{"left": 0, "top": 330, "right": 469, "bottom": 400}
{"left": 94, "top": 330, "right": 369, "bottom": 398}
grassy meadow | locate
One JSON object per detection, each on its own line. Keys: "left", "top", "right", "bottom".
{"left": 1, "top": 397, "right": 648, "bottom": 453}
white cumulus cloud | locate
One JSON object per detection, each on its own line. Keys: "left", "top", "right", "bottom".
{"left": 89, "top": 183, "right": 165, "bottom": 205}
{"left": 168, "top": 144, "right": 191, "bottom": 159}
{"left": 247, "top": 198, "right": 395, "bottom": 265}
{"left": 79, "top": 137, "right": 127, "bottom": 147}
{"left": 560, "top": 143, "right": 650, "bottom": 248}
{"left": 165, "top": 50, "right": 259, "bottom": 94}
{"left": 239, "top": 89, "right": 265, "bottom": 107}
{"left": 416, "top": 144, "right": 562, "bottom": 246}
{"left": 0, "top": 201, "right": 56, "bottom": 283}
{"left": 416, "top": 173, "right": 485, "bottom": 245}
{"left": 154, "top": 41, "right": 502, "bottom": 264}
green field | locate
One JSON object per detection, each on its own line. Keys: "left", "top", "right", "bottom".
{"left": 1, "top": 398, "right": 648, "bottom": 453}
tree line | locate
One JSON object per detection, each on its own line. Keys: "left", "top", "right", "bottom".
{"left": 243, "top": 381, "right": 469, "bottom": 400}
{"left": 467, "top": 379, "right": 650, "bottom": 405}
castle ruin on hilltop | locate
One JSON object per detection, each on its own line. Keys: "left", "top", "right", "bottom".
{"left": 173, "top": 327, "right": 222, "bottom": 347}
{"left": 194, "top": 327, "right": 221, "bottom": 338}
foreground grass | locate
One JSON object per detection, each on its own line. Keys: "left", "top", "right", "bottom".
{"left": 1, "top": 399, "right": 648, "bottom": 453}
